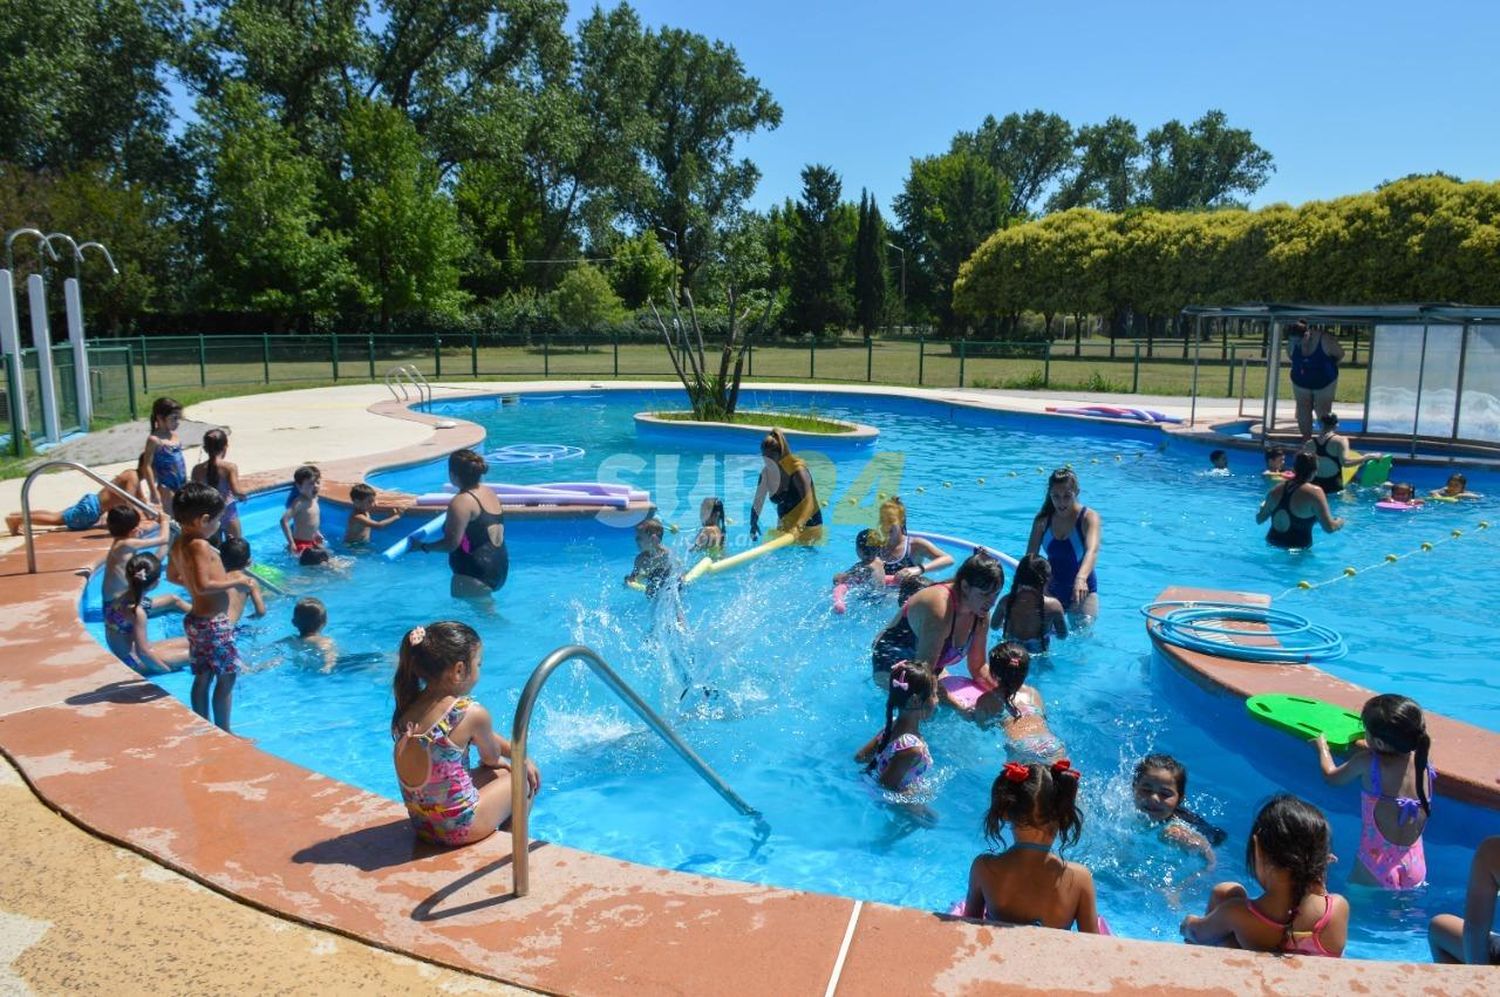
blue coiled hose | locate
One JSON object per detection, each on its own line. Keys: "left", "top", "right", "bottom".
{"left": 1141, "top": 600, "right": 1347, "bottom": 663}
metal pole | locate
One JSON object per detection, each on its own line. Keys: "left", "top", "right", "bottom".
{"left": 124, "top": 343, "right": 137, "bottom": 418}
{"left": 866, "top": 337, "right": 873, "bottom": 382}
{"left": 23, "top": 460, "right": 160, "bottom": 573}
{"left": 917, "top": 336, "right": 924, "bottom": 386}
{"left": 197, "top": 334, "right": 207, "bottom": 387}
{"left": 1131, "top": 342, "right": 1140, "bottom": 394}
{"left": 1189, "top": 314, "right": 1201, "bottom": 428}
{"left": 472, "top": 330, "right": 479, "bottom": 378}
{"left": 958, "top": 339, "right": 966, "bottom": 387}
{"left": 434, "top": 332, "right": 442, "bottom": 378}
{"left": 1262, "top": 320, "right": 1283, "bottom": 439}
{"left": 510, "top": 645, "right": 761, "bottom": 897}
{"left": 1410, "top": 325, "right": 1428, "bottom": 459}
{"left": 331, "top": 331, "right": 340, "bottom": 381}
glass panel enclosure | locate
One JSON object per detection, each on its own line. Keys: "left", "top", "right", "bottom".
{"left": 1458, "top": 324, "right": 1500, "bottom": 444}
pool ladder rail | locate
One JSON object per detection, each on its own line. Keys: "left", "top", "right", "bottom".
{"left": 383, "top": 364, "right": 432, "bottom": 410}
{"left": 509, "top": 644, "right": 766, "bottom": 897}
{"left": 20, "top": 460, "right": 161, "bottom": 574}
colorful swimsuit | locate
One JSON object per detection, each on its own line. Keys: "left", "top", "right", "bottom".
{"left": 1358, "top": 755, "right": 1433, "bottom": 889}
{"left": 871, "top": 732, "right": 931, "bottom": 791}
{"left": 183, "top": 613, "right": 243, "bottom": 676}
{"left": 881, "top": 534, "right": 917, "bottom": 574}
{"left": 152, "top": 440, "right": 186, "bottom": 492}
{"left": 872, "top": 583, "right": 976, "bottom": 677}
{"left": 62, "top": 492, "right": 102, "bottom": 530}
{"left": 1040, "top": 508, "right": 1096, "bottom": 611}
{"left": 1005, "top": 697, "right": 1064, "bottom": 763}
{"left": 1246, "top": 894, "right": 1340, "bottom": 957}
{"left": 394, "top": 697, "right": 483, "bottom": 846}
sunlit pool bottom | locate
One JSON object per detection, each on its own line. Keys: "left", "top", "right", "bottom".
{"left": 82, "top": 387, "right": 1500, "bottom": 961}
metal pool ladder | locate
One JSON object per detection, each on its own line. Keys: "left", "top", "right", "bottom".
{"left": 20, "top": 460, "right": 161, "bottom": 573}
{"left": 383, "top": 363, "right": 432, "bottom": 409}
{"left": 508, "top": 644, "right": 765, "bottom": 896}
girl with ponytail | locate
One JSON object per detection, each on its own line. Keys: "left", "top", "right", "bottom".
{"left": 103, "top": 552, "right": 189, "bottom": 675}
{"left": 1181, "top": 794, "right": 1348, "bottom": 956}
{"left": 391, "top": 621, "right": 541, "bottom": 846}
{"left": 191, "top": 429, "right": 248, "bottom": 540}
{"left": 855, "top": 660, "right": 936, "bottom": 792}
{"left": 1315, "top": 693, "right": 1435, "bottom": 889}
{"left": 962, "top": 759, "right": 1099, "bottom": 931}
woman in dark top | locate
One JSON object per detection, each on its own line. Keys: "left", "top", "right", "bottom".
{"left": 1286, "top": 320, "right": 1343, "bottom": 440}
{"left": 750, "top": 428, "right": 824, "bottom": 545}
{"left": 415, "top": 449, "right": 509, "bottom": 598}
{"left": 1256, "top": 452, "right": 1344, "bottom": 549}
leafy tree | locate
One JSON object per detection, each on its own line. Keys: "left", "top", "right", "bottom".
{"left": 609, "top": 231, "right": 677, "bottom": 308}
{"left": 1048, "top": 116, "right": 1142, "bottom": 213}
{"left": 893, "top": 150, "right": 1007, "bottom": 332}
{"left": 194, "top": 82, "right": 355, "bottom": 328}
{"left": 629, "top": 23, "right": 782, "bottom": 288}
{"left": 1139, "top": 110, "right": 1274, "bottom": 211}
{"left": 953, "top": 111, "right": 1074, "bottom": 218}
{"left": 786, "top": 165, "right": 852, "bottom": 333}
{"left": 552, "top": 262, "right": 624, "bottom": 330}
{"left": 336, "top": 97, "right": 470, "bottom": 331}
{"left": 852, "top": 190, "right": 889, "bottom": 335}
{"left": 0, "top": 0, "right": 184, "bottom": 182}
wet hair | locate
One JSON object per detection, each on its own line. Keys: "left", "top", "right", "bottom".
{"left": 879, "top": 496, "right": 907, "bottom": 532}
{"left": 760, "top": 429, "right": 791, "bottom": 460}
{"left": 1034, "top": 468, "right": 1081, "bottom": 523}
{"left": 349, "top": 483, "right": 376, "bottom": 506}
{"left": 865, "top": 660, "right": 935, "bottom": 773}
{"left": 855, "top": 528, "right": 882, "bottom": 561}
{"left": 299, "top": 546, "right": 330, "bottom": 566}
{"left": 1209, "top": 449, "right": 1226, "bottom": 464}
{"left": 954, "top": 550, "right": 1004, "bottom": 599}
{"left": 149, "top": 396, "right": 182, "bottom": 432}
{"left": 121, "top": 552, "right": 161, "bottom": 613}
{"left": 173, "top": 481, "right": 226, "bottom": 526}
{"left": 106, "top": 504, "right": 142, "bottom": 538}
{"left": 286, "top": 465, "right": 320, "bottom": 507}
{"left": 448, "top": 449, "right": 487, "bottom": 490}
{"left": 897, "top": 574, "right": 930, "bottom": 605}
{"left": 1247, "top": 794, "right": 1332, "bottom": 946}
{"left": 983, "top": 759, "right": 1083, "bottom": 851}
{"left": 1289, "top": 451, "right": 1318, "bottom": 487}
{"left": 636, "top": 517, "right": 665, "bottom": 539}
{"left": 1133, "top": 754, "right": 1227, "bottom": 846}
{"left": 1360, "top": 694, "right": 1432, "bottom": 817}
{"left": 1264, "top": 446, "right": 1287, "bottom": 466}
{"left": 1319, "top": 412, "right": 1340, "bottom": 429}
{"left": 988, "top": 641, "right": 1031, "bottom": 710}
{"left": 392, "top": 621, "right": 481, "bottom": 726}
{"left": 292, "top": 597, "right": 327, "bottom": 637}
{"left": 1447, "top": 473, "right": 1467, "bottom": 489}
{"left": 219, "top": 537, "right": 252, "bottom": 571}
{"left": 1289, "top": 319, "right": 1309, "bottom": 334}
{"left": 1390, "top": 481, "right": 1416, "bottom": 501}
{"left": 201, "top": 429, "right": 228, "bottom": 487}
{"left": 1004, "top": 554, "right": 1052, "bottom": 649}
{"left": 700, "top": 497, "right": 725, "bottom": 532}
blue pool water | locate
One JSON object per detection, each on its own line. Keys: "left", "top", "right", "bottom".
{"left": 83, "top": 388, "right": 1500, "bottom": 960}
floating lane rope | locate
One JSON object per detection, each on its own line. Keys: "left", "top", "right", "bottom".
{"left": 1274, "top": 520, "right": 1491, "bottom": 600}
{"left": 1141, "top": 600, "right": 1348, "bottom": 663}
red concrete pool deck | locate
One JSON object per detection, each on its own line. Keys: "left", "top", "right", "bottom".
{"left": 1149, "top": 586, "right": 1500, "bottom": 809}
{"left": 1, "top": 385, "right": 1497, "bottom": 994}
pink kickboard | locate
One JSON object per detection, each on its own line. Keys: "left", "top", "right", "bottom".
{"left": 939, "top": 674, "right": 986, "bottom": 711}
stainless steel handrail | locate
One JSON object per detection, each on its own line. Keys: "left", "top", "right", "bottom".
{"left": 383, "top": 364, "right": 431, "bottom": 408}
{"left": 404, "top": 364, "right": 432, "bottom": 409}
{"left": 21, "top": 460, "right": 160, "bottom": 573}
{"left": 383, "top": 365, "right": 411, "bottom": 402}
{"left": 509, "top": 644, "right": 764, "bottom": 896}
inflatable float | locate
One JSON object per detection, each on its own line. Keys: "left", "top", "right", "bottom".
{"left": 1246, "top": 694, "right": 1365, "bottom": 751}
{"left": 413, "top": 481, "right": 650, "bottom": 509}
{"left": 1046, "top": 405, "right": 1182, "bottom": 425}
{"left": 681, "top": 532, "right": 796, "bottom": 586}
{"left": 246, "top": 563, "right": 288, "bottom": 595}
{"left": 1375, "top": 499, "right": 1423, "bottom": 512}
{"left": 908, "top": 530, "right": 1019, "bottom": 571}
{"left": 832, "top": 575, "right": 900, "bottom": 614}
{"left": 381, "top": 513, "right": 447, "bottom": 560}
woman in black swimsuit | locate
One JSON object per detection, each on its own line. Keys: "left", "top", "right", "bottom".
{"left": 415, "top": 449, "right": 509, "bottom": 598}
{"left": 1256, "top": 452, "right": 1344, "bottom": 549}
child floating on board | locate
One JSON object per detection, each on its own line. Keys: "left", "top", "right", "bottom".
{"left": 960, "top": 643, "right": 1067, "bottom": 765}
{"left": 854, "top": 660, "right": 936, "bottom": 794}
{"left": 1262, "top": 446, "right": 1289, "bottom": 481}
{"left": 1179, "top": 794, "right": 1348, "bottom": 957}
{"left": 281, "top": 465, "right": 329, "bottom": 564}
{"left": 1431, "top": 473, "right": 1482, "bottom": 501}
{"left": 392, "top": 621, "right": 541, "bottom": 847}
{"left": 190, "top": 429, "right": 248, "bottom": 541}
{"left": 693, "top": 497, "right": 727, "bottom": 557}
{"left": 1377, "top": 481, "right": 1425, "bottom": 508}
{"left": 104, "top": 552, "right": 190, "bottom": 676}
{"left": 625, "top": 518, "right": 677, "bottom": 597}
{"left": 962, "top": 759, "right": 1099, "bottom": 932}
{"left": 1132, "top": 754, "right": 1225, "bottom": 864}
{"left": 1314, "top": 693, "right": 1434, "bottom": 889}
{"left": 344, "top": 483, "right": 404, "bottom": 546}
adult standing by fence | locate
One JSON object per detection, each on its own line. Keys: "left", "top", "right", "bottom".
{"left": 1286, "top": 320, "right": 1343, "bottom": 441}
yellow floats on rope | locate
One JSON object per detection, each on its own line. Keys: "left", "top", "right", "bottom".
{"left": 1281, "top": 518, "right": 1494, "bottom": 600}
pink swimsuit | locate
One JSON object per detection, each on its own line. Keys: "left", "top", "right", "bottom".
{"left": 1246, "top": 894, "right": 1339, "bottom": 957}
{"left": 394, "top": 697, "right": 482, "bottom": 846}
{"left": 1358, "top": 755, "right": 1433, "bottom": 889}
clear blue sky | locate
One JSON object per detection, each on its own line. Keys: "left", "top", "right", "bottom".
{"left": 579, "top": 0, "right": 1499, "bottom": 214}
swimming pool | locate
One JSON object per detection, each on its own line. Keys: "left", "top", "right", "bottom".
{"left": 83, "top": 387, "right": 1500, "bottom": 960}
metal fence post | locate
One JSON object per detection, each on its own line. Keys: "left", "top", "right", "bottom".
{"left": 866, "top": 338, "right": 873, "bottom": 382}
{"left": 433, "top": 332, "right": 442, "bottom": 378}
{"left": 613, "top": 333, "right": 619, "bottom": 377}
{"left": 124, "top": 343, "right": 137, "bottom": 418}
{"left": 1044, "top": 340, "right": 1051, "bottom": 387}
{"left": 543, "top": 332, "right": 550, "bottom": 376}
{"left": 261, "top": 333, "right": 270, "bottom": 384}
{"left": 917, "top": 337, "right": 925, "bottom": 386}
{"left": 367, "top": 335, "right": 375, "bottom": 380}
{"left": 331, "top": 331, "right": 340, "bottom": 381}
{"left": 1226, "top": 345, "right": 1236, "bottom": 397}
{"left": 809, "top": 339, "right": 815, "bottom": 379}
{"left": 194, "top": 334, "right": 206, "bottom": 387}
{"left": 471, "top": 330, "right": 478, "bottom": 377}
{"left": 748, "top": 339, "right": 754, "bottom": 377}
{"left": 1132, "top": 342, "right": 1141, "bottom": 393}
{"left": 4, "top": 356, "right": 21, "bottom": 456}
{"left": 138, "top": 336, "right": 149, "bottom": 393}
{"left": 958, "top": 339, "right": 966, "bottom": 387}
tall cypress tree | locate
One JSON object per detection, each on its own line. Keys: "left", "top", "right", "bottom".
{"left": 787, "top": 164, "right": 852, "bottom": 333}
{"left": 853, "top": 190, "right": 888, "bottom": 335}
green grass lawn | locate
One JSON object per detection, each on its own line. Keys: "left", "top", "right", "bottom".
{"left": 650, "top": 410, "right": 856, "bottom": 433}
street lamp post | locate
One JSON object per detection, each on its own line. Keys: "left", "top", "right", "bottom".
{"left": 885, "top": 242, "right": 906, "bottom": 333}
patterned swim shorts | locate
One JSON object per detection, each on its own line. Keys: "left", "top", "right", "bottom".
{"left": 183, "top": 613, "right": 243, "bottom": 676}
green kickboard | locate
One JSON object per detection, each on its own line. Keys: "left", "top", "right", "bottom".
{"left": 1245, "top": 694, "right": 1365, "bottom": 751}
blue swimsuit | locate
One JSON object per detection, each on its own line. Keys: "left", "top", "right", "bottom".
{"left": 152, "top": 439, "right": 186, "bottom": 492}
{"left": 1040, "top": 507, "right": 1096, "bottom": 611}
{"left": 1290, "top": 334, "right": 1339, "bottom": 391}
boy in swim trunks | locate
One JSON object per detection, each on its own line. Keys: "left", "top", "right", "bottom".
{"left": 344, "top": 482, "right": 404, "bottom": 545}
{"left": 280, "top": 465, "right": 328, "bottom": 563}
{"left": 170, "top": 482, "right": 257, "bottom": 733}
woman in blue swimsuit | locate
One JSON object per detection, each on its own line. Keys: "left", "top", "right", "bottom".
{"left": 1025, "top": 469, "right": 1100, "bottom": 620}
{"left": 1286, "top": 320, "right": 1343, "bottom": 440}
